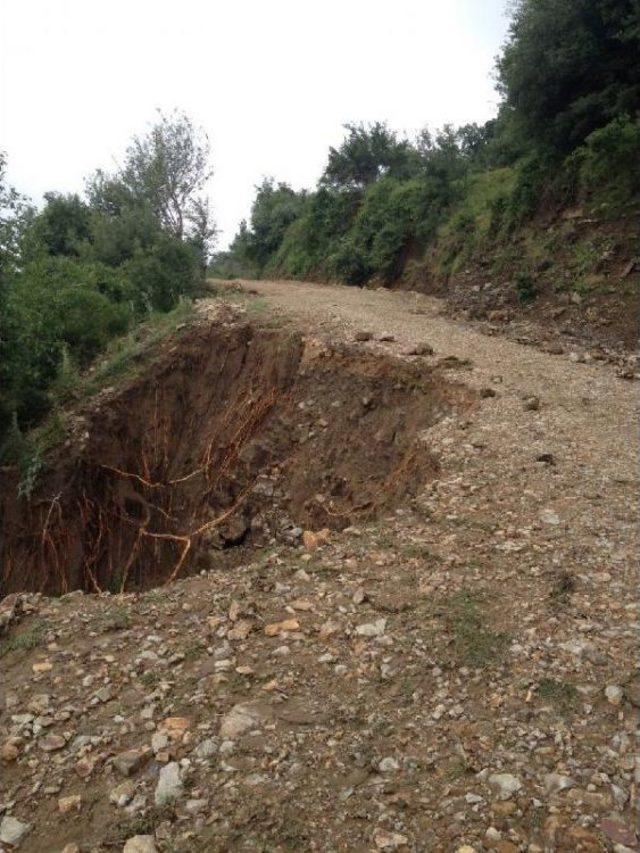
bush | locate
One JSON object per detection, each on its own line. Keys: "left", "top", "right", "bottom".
{"left": 573, "top": 116, "right": 640, "bottom": 204}
{"left": 514, "top": 271, "right": 537, "bottom": 303}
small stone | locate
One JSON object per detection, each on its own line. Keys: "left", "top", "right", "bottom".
{"left": 194, "top": 738, "right": 217, "bottom": 759}
{"left": 110, "top": 780, "right": 136, "bottom": 807}
{"left": 264, "top": 619, "right": 299, "bottom": 636}
{"left": 523, "top": 395, "right": 540, "bottom": 411}
{"left": 39, "top": 733, "right": 66, "bottom": 752}
{"left": 355, "top": 618, "right": 386, "bottom": 637}
{"left": 60, "top": 845, "right": 81, "bottom": 853}
{"left": 539, "top": 508, "right": 560, "bottom": 525}
{"left": 185, "top": 798, "right": 208, "bottom": 814}
{"left": 154, "top": 761, "right": 183, "bottom": 806}
{"left": 58, "top": 794, "right": 82, "bottom": 814}
{"left": 379, "top": 332, "right": 395, "bottom": 342}
{"left": 605, "top": 685, "right": 624, "bottom": 706}
{"left": 219, "top": 703, "right": 266, "bottom": 738}
{"left": 32, "top": 660, "right": 53, "bottom": 673}
{"left": 544, "top": 773, "right": 574, "bottom": 794}
{"left": 378, "top": 756, "right": 400, "bottom": 773}
{"left": 410, "top": 342, "right": 434, "bottom": 356}
{"left": 0, "top": 816, "right": 32, "bottom": 847}
{"left": 113, "top": 749, "right": 148, "bottom": 777}
{"left": 123, "top": 836, "right": 158, "bottom": 853}
{"left": 373, "top": 828, "right": 409, "bottom": 849}
{"left": 1, "top": 741, "right": 20, "bottom": 762}
{"left": 488, "top": 773, "right": 522, "bottom": 800}
{"left": 355, "top": 330, "right": 373, "bottom": 342}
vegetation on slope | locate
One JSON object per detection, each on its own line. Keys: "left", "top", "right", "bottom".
{"left": 0, "top": 111, "right": 216, "bottom": 449}
{"left": 212, "top": 0, "right": 640, "bottom": 287}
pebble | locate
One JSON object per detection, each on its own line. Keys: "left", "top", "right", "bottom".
{"left": 219, "top": 703, "right": 266, "bottom": 738}
{"left": 355, "top": 618, "right": 386, "bottom": 637}
{"left": 488, "top": 773, "right": 522, "bottom": 800}
{"left": 605, "top": 684, "right": 624, "bottom": 706}
{"left": 154, "top": 761, "right": 184, "bottom": 806}
{"left": 123, "top": 836, "right": 158, "bottom": 853}
{"left": 0, "top": 816, "right": 31, "bottom": 846}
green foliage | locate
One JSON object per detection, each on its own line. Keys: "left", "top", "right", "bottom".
{"left": 572, "top": 115, "right": 640, "bottom": 205}
{"left": 514, "top": 271, "right": 537, "bottom": 303}
{"left": 497, "top": 0, "right": 640, "bottom": 152}
{"left": 0, "top": 112, "right": 213, "bottom": 450}
{"left": 322, "top": 122, "right": 419, "bottom": 189}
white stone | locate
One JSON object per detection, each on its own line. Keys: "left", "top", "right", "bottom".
{"left": 0, "top": 816, "right": 32, "bottom": 847}
{"left": 488, "top": 773, "right": 522, "bottom": 800}
{"left": 219, "top": 703, "right": 265, "bottom": 738}
{"left": 355, "top": 618, "right": 386, "bottom": 637}
{"left": 123, "top": 836, "right": 157, "bottom": 853}
{"left": 154, "top": 761, "right": 183, "bottom": 806}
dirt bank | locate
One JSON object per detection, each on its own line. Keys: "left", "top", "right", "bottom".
{"left": 0, "top": 304, "right": 473, "bottom": 596}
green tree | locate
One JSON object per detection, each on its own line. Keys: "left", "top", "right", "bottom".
{"left": 497, "top": 0, "right": 640, "bottom": 151}
{"left": 322, "top": 122, "right": 419, "bottom": 190}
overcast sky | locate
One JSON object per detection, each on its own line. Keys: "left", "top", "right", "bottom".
{"left": 0, "top": 0, "right": 510, "bottom": 247}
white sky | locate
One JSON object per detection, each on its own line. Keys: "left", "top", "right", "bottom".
{"left": 0, "top": 0, "right": 510, "bottom": 248}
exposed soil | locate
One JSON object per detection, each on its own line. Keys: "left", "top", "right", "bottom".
{"left": 0, "top": 282, "right": 637, "bottom": 853}
{"left": 399, "top": 213, "right": 640, "bottom": 358}
{"left": 0, "top": 303, "right": 472, "bottom": 596}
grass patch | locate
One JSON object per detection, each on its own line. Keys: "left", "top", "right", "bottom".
{"left": 0, "top": 620, "right": 46, "bottom": 658}
{"left": 442, "top": 590, "right": 509, "bottom": 668}
{"left": 101, "top": 606, "right": 132, "bottom": 632}
{"left": 537, "top": 678, "right": 579, "bottom": 714}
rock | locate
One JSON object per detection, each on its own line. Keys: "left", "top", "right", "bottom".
{"left": 409, "top": 342, "right": 434, "bottom": 356}
{"left": 355, "top": 330, "right": 373, "bottom": 342}
{"left": 1, "top": 740, "right": 20, "bottom": 762}
{"left": 60, "top": 845, "right": 81, "bottom": 853}
{"left": 480, "top": 387, "right": 497, "bottom": 398}
{"left": 378, "top": 756, "right": 400, "bottom": 773}
{"left": 109, "top": 780, "right": 135, "bottom": 807}
{"left": 355, "top": 618, "right": 386, "bottom": 637}
{"left": 379, "top": 332, "right": 395, "bottom": 342}
{"left": 264, "top": 619, "right": 299, "bottom": 636}
{"left": 123, "top": 836, "right": 158, "bottom": 853}
{"left": 39, "top": 733, "right": 66, "bottom": 751}
{"left": 58, "top": 794, "right": 82, "bottom": 814}
{"left": 185, "top": 798, "right": 208, "bottom": 814}
{"left": 488, "top": 773, "right": 522, "bottom": 800}
{"left": 623, "top": 675, "right": 640, "bottom": 707}
{"left": 373, "top": 828, "right": 409, "bottom": 849}
{"left": 539, "top": 508, "right": 560, "bottom": 525}
{"left": 544, "top": 773, "right": 574, "bottom": 794}
{"left": 0, "top": 816, "right": 31, "bottom": 847}
{"left": 32, "top": 660, "right": 53, "bottom": 673}
{"left": 194, "top": 738, "right": 217, "bottom": 759}
{"left": 113, "top": 749, "right": 148, "bottom": 777}
{"left": 605, "top": 684, "right": 623, "bottom": 706}
{"left": 159, "top": 716, "right": 190, "bottom": 741}
{"left": 523, "top": 395, "right": 540, "bottom": 411}
{"left": 219, "top": 703, "right": 266, "bottom": 738}
{"left": 154, "top": 761, "right": 183, "bottom": 806}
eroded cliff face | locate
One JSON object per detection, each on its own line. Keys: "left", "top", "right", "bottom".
{"left": 1, "top": 313, "right": 472, "bottom": 595}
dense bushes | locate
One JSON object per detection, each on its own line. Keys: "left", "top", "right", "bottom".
{"left": 0, "top": 111, "right": 212, "bottom": 446}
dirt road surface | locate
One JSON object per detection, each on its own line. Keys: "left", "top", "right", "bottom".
{"left": 1, "top": 278, "right": 638, "bottom": 852}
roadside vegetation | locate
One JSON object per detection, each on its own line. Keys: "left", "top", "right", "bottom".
{"left": 0, "top": 111, "right": 215, "bottom": 452}
{"left": 212, "top": 0, "right": 639, "bottom": 285}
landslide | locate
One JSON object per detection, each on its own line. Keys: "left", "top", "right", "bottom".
{"left": 0, "top": 305, "right": 474, "bottom": 596}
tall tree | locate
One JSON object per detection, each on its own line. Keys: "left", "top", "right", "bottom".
{"left": 497, "top": 0, "right": 640, "bottom": 151}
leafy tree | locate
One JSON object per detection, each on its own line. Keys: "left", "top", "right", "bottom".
{"left": 322, "top": 122, "right": 419, "bottom": 190}
{"left": 245, "top": 179, "right": 307, "bottom": 271}
{"left": 87, "top": 110, "right": 216, "bottom": 260}
{"left": 497, "top": 0, "right": 640, "bottom": 151}
{"left": 23, "top": 192, "right": 92, "bottom": 259}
